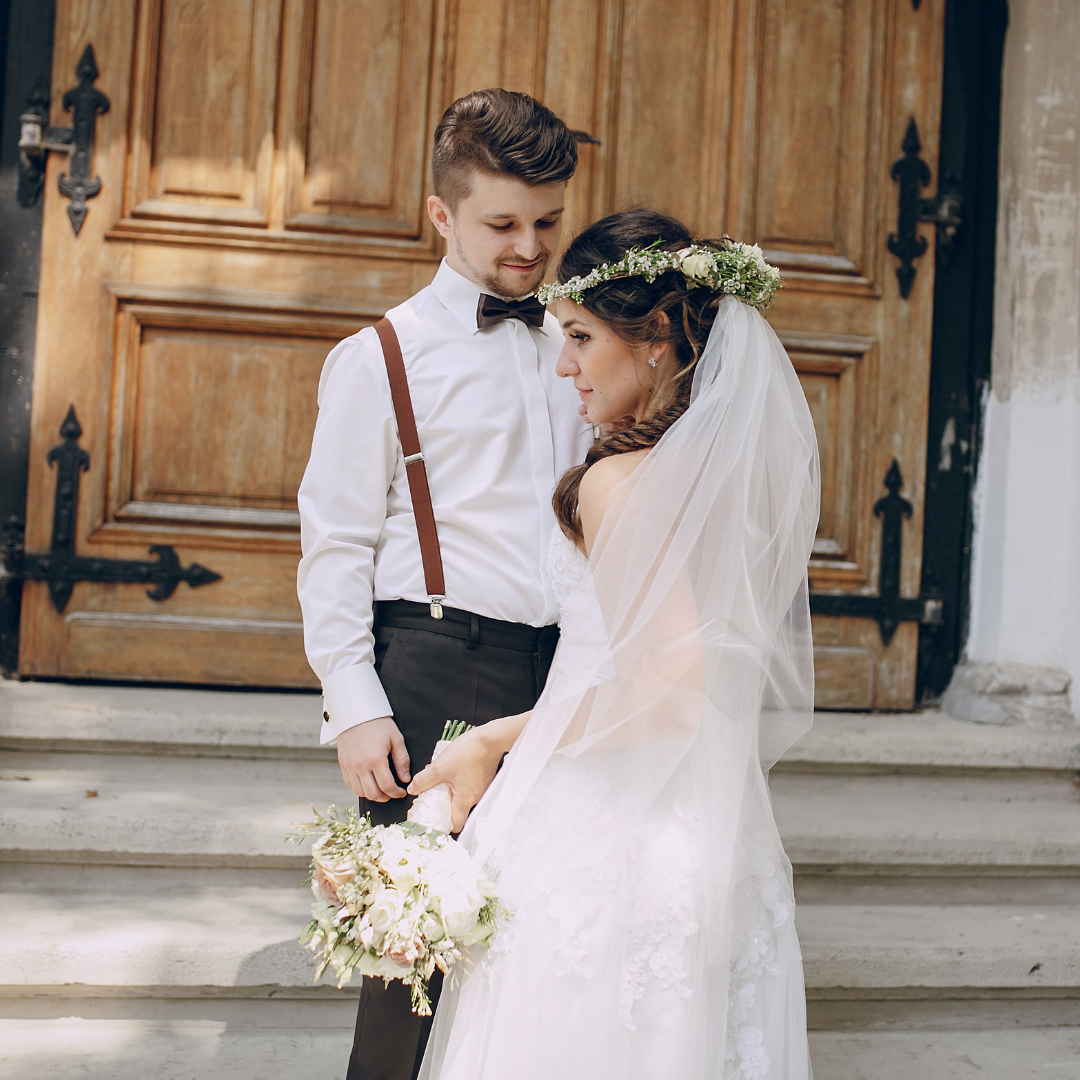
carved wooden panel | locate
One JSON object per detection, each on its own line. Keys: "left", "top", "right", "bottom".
{"left": 128, "top": 0, "right": 282, "bottom": 225}
{"left": 283, "top": 0, "right": 436, "bottom": 235}
{"left": 103, "top": 288, "right": 369, "bottom": 539}
{"left": 131, "top": 328, "right": 321, "bottom": 507}
{"left": 782, "top": 331, "right": 878, "bottom": 583}
{"left": 748, "top": 0, "right": 885, "bottom": 281}
{"left": 606, "top": 0, "right": 729, "bottom": 231}
{"left": 450, "top": 0, "right": 551, "bottom": 102}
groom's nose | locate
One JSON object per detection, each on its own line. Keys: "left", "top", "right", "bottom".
{"left": 512, "top": 227, "right": 543, "bottom": 261}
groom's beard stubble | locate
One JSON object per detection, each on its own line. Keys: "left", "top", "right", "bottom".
{"left": 453, "top": 233, "right": 549, "bottom": 299}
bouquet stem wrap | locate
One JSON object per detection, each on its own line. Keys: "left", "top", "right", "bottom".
{"left": 405, "top": 739, "right": 453, "bottom": 833}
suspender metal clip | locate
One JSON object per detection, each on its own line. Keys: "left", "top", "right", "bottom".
{"left": 429, "top": 596, "right": 445, "bottom": 620}
{"left": 403, "top": 451, "right": 424, "bottom": 466}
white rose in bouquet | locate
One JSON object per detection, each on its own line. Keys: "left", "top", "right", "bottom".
{"left": 367, "top": 886, "right": 406, "bottom": 934}
{"left": 379, "top": 827, "right": 423, "bottom": 890}
{"left": 436, "top": 884, "right": 484, "bottom": 939}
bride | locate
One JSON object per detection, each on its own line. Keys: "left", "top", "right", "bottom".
{"left": 407, "top": 208, "right": 819, "bottom": 1080}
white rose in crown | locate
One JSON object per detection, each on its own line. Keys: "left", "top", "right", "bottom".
{"left": 743, "top": 242, "right": 770, "bottom": 272}
{"left": 679, "top": 248, "right": 717, "bottom": 284}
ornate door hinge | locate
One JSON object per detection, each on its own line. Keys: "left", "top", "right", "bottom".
{"left": 0, "top": 407, "right": 221, "bottom": 613}
{"left": 809, "top": 460, "right": 944, "bottom": 645}
{"left": 17, "top": 43, "right": 110, "bottom": 234}
{"left": 887, "top": 118, "right": 963, "bottom": 298}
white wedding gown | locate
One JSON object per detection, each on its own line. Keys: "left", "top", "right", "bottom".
{"left": 419, "top": 528, "right": 812, "bottom": 1080}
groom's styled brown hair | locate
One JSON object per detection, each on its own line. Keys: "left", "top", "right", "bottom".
{"left": 432, "top": 89, "right": 579, "bottom": 210}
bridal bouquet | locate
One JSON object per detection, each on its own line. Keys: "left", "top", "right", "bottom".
{"left": 292, "top": 722, "right": 501, "bottom": 1014}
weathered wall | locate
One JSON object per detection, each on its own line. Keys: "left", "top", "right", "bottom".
{"left": 966, "top": 0, "right": 1080, "bottom": 709}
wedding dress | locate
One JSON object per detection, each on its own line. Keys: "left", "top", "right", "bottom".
{"left": 420, "top": 298, "right": 818, "bottom": 1080}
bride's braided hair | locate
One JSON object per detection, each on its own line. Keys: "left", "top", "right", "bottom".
{"left": 553, "top": 209, "right": 726, "bottom": 542}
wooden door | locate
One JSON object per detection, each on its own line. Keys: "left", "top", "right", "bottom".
{"left": 21, "top": 0, "right": 943, "bottom": 708}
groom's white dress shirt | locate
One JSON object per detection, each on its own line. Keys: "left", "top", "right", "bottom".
{"left": 298, "top": 259, "right": 590, "bottom": 744}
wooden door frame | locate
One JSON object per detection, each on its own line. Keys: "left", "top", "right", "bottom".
{"left": 0, "top": 0, "right": 55, "bottom": 675}
{"left": 915, "top": 0, "right": 1008, "bottom": 701}
{"left": 0, "top": 0, "right": 1006, "bottom": 699}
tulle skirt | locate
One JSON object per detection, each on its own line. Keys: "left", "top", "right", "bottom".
{"left": 418, "top": 750, "right": 811, "bottom": 1080}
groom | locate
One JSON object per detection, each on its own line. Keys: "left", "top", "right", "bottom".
{"left": 297, "top": 89, "right": 590, "bottom": 1080}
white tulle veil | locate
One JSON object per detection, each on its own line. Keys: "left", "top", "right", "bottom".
{"left": 423, "top": 296, "right": 819, "bottom": 1080}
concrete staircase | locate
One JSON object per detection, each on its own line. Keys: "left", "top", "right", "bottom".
{"left": 776, "top": 712, "right": 1080, "bottom": 1078}
{"left": 1, "top": 680, "right": 1078, "bottom": 1079}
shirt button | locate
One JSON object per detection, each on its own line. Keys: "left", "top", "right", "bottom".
{"left": 323, "top": 711, "right": 330, "bottom": 723}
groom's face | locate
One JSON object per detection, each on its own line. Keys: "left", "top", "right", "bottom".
{"left": 428, "top": 174, "right": 565, "bottom": 298}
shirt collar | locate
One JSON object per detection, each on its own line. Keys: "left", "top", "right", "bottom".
{"left": 431, "top": 258, "right": 550, "bottom": 337}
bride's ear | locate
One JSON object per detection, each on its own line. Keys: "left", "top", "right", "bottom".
{"left": 650, "top": 310, "right": 671, "bottom": 343}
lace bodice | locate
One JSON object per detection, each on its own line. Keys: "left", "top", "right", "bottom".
{"left": 545, "top": 526, "right": 589, "bottom": 618}
{"left": 543, "top": 527, "right": 614, "bottom": 694}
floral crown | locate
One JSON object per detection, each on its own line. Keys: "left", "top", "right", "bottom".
{"left": 536, "top": 238, "right": 782, "bottom": 311}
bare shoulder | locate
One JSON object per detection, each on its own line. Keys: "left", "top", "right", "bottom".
{"left": 578, "top": 449, "right": 649, "bottom": 553}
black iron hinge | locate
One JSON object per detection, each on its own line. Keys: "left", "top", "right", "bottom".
{"left": 887, "top": 118, "right": 963, "bottom": 298}
{"left": 809, "top": 460, "right": 944, "bottom": 645}
{"left": 1, "top": 407, "right": 221, "bottom": 613}
{"left": 17, "top": 44, "right": 109, "bottom": 234}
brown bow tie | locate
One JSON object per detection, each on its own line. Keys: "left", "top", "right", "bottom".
{"left": 476, "top": 293, "right": 547, "bottom": 330}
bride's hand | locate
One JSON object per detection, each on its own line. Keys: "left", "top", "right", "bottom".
{"left": 407, "top": 727, "right": 503, "bottom": 833}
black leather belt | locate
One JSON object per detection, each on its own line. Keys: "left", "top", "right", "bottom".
{"left": 374, "top": 599, "right": 559, "bottom": 653}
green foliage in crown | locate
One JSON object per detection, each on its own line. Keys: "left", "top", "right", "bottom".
{"left": 536, "top": 238, "right": 782, "bottom": 311}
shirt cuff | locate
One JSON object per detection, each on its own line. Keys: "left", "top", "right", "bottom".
{"left": 319, "top": 663, "right": 394, "bottom": 745}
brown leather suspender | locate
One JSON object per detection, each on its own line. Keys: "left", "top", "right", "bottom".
{"left": 374, "top": 317, "right": 446, "bottom": 619}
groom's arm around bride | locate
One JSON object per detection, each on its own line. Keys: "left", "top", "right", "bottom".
{"left": 296, "top": 89, "right": 590, "bottom": 1080}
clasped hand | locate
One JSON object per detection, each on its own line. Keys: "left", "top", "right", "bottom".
{"left": 336, "top": 711, "right": 529, "bottom": 833}
{"left": 407, "top": 726, "right": 504, "bottom": 833}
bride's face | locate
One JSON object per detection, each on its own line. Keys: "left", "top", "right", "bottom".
{"left": 555, "top": 301, "right": 660, "bottom": 426}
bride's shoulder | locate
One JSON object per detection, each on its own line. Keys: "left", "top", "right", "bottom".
{"left": 578, "top": 450, "right": 649, "bottom": 549}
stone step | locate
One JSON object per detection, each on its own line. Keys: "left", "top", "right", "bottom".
{"left": 807, "top": 1029, "right": 1080, "bottom": 1080}
{"left": 1, "top": 1015, "right": 1075, "bottom": 1080}
{"left": 778, "top": 709, "right": 1080, "bottom": 775}
{"left": 0, "top": 1011, "right": 354, "bottom": 1080}
{"left": 0, "top": 679, "right": 329, "bottom": 760}
{"left": 6, "top": 680, "right": 1079, "bottom": 774}
{"left": 3, "top": 747, "right": 1078, "bottom": 873}
{"left": 2, "top": 866, "right": 1077, "bottom": 1000}
{"left": 772, "top": 768, "right": 1080, "bottom": 873}
{"left": 0, "top": 750, "right": 350, "bottom": 868}
{"left": 799, "top": 903, "right": 1080, "bottom": 992}
{"left": 0, "top": 866, "right": 340, "bottom": 996}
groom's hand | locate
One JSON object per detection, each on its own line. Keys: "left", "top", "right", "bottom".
{"left": 336, "top": 717, "right": 411, "bottom": 801}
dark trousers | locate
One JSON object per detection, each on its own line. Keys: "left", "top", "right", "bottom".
{"left": 345, "top": 600, "right": 558, "bottom": 1080}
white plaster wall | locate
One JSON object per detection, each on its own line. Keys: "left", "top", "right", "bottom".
{"left": 966, "top": 0, "right": 1080, "bottom": 702}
